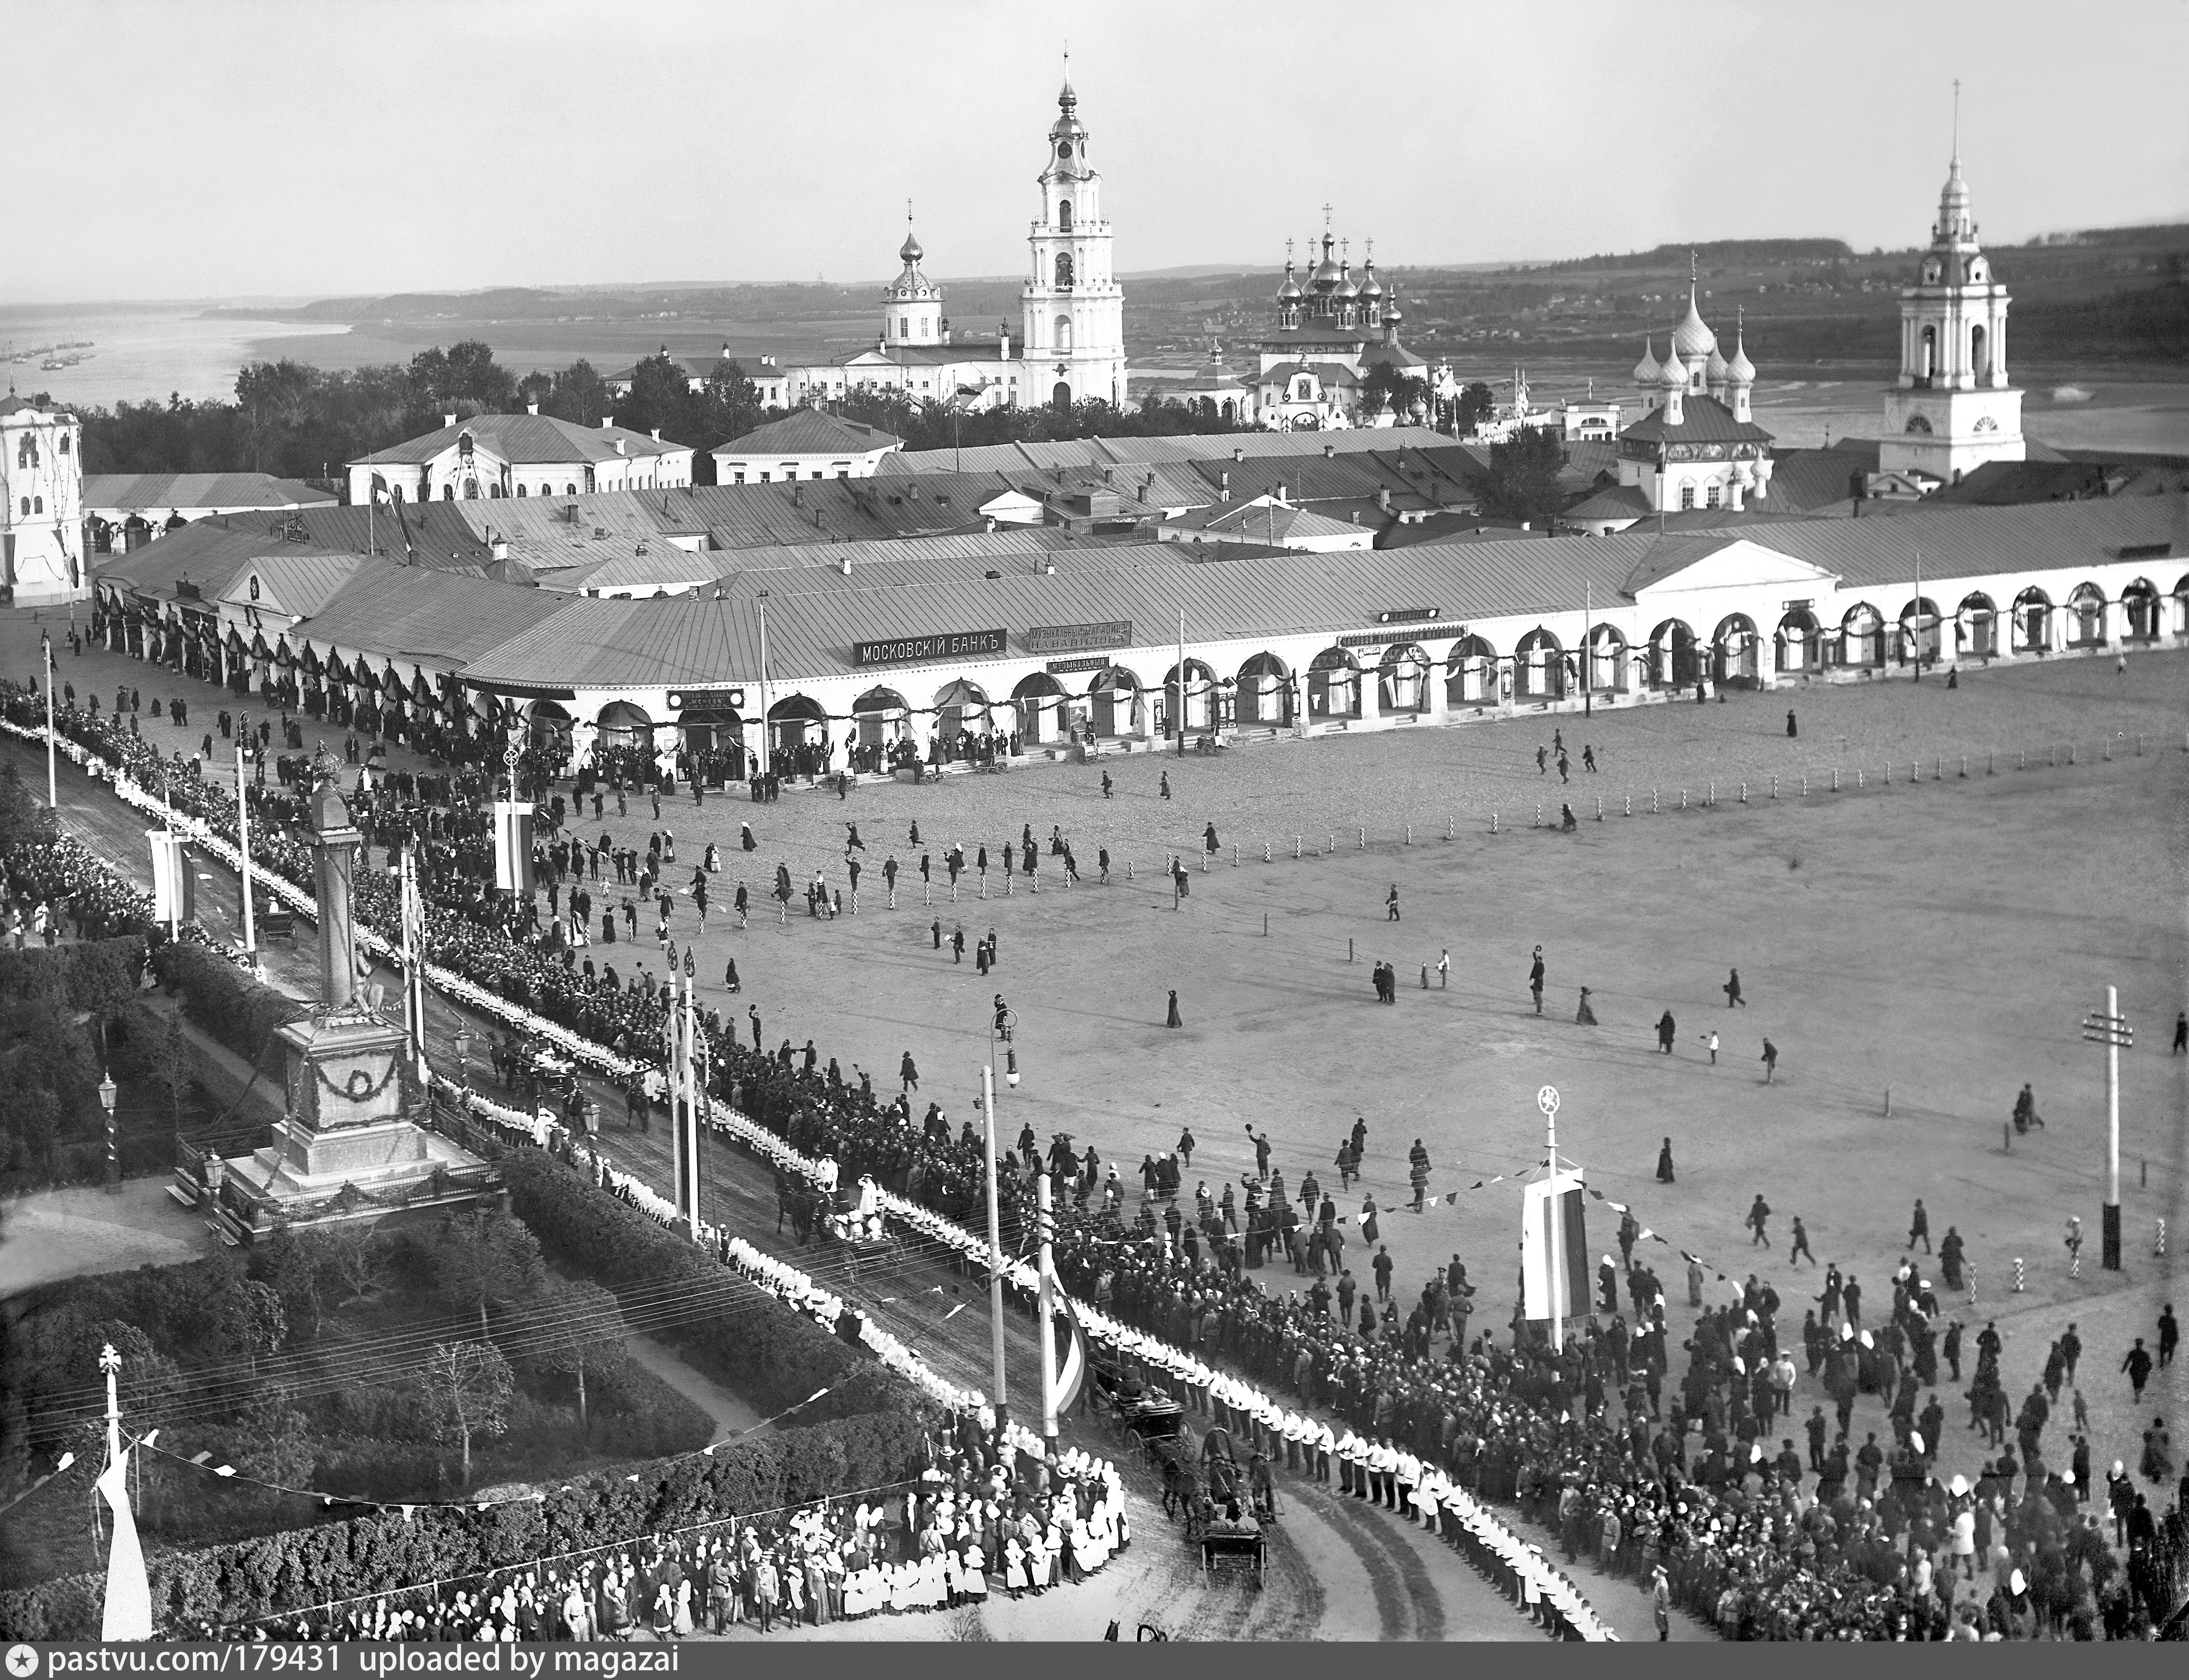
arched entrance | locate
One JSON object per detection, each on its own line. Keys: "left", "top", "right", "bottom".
{"left": 1841, "top": 603, "right": 1885, "bottom": 668}
{"left": 1896, "top": 598, "right": 1940, "bottom": 668}
{"left": 1775, "top": 607, "right": 1821, "bottom": 674}
{"left": 1377, "top": 643, "right": 1431, "bottom": 714}
{"left": 2173, "top": 576, "right": 2189, "bottom": 638}
{"left": 2012, "top": 587, "right": 2052, "bottom": 653}
{"left": 1447, "top": 635, "right": 1497, "bottom": 705}
{"left": 932, "top": 678, "right": 990, "bottom": 744}
{"left": 1646, "top": 619, "right": 1698, "bottom": 689}
{"left": 1955, "top": 593, "right": 1996, "bottom": 659}
{"left": 2121, "top": 578, "right": 2160, "bottom": 641}
{"left": 1234, "top": 652, "right": 1292, "bottom": 726}
{"left": 529, "top": 699, "right": 575, "bottom": 756}
{"left": 1012, "top": 671, "right": 1067, "bottom": 744}
{"left": 2066, "top": 582, "right": 2106, "bottom": 647}
{"left": 766, "top": 693, "right": 829, "bottom": 751}
{"left": 595, "top": 699, "right": 655, "bottom": 755}
{"left": 852, "top": 686, "right": 910, "bottom": 749}
{"left": 1585, "top": 625, "right": 1628, "bottom": 694}
{"left": 1088, "top": 666, "right": 1142, "bottom": 737}
{"left": 1713, "top": 614, "right": 1760, "bottom": 687}
{"left": 1052, "top": 380, "right": 1073, "bottom": 411}
{"left": 1513, "top": 627, "right": 1565, "bottom": 701}
{"left": 1306, "top": 647, "right": 1361, "bottom": 720}
{"left": 1163, "top": 659, "right": 1217, "bottom": 737}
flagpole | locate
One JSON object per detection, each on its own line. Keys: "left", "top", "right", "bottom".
{"left": 43, "top": 631, "right": 57, "bottom": 810}
{"left": 1542, "top": 1085, "right": 1563, "bottom": 1353}
{"left": 237, "top": 743, "right": 256, "bottom": 972}
{"left": 981, "top": 1061, "right": 1009, "bottom": 1429}
{"left": 1037, "top": 1168, "right": 1059, "bottom": 1454}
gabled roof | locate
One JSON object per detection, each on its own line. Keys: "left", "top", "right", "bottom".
{"left": 1620, "top": 535, "right": 1841, "bottom": 599}
{"left": 79, "top": 473, "right": 336, "bottom": 512}
{"left": 1620, "top": 393, "right": 1774, "bottom": 446}
{"left": 347, "top": 413, "right": 686, "bottom": 468}
{"left": 291, "top": 569, "right": 569, "bottom": 674}
{"left": 92, "top": 504, "right": 493, "bottom": 604}
{"left": 1259, "top": 361, "right": 1360, "bottom": 388}
{"left": 218, "top": 554, "right": 373, "bottom": 619}
{"left": 1565, "top": 484, "right": 1654, "bottom": 522}
{"left": 715, "top": 409, "right": 901, "bottom": 457}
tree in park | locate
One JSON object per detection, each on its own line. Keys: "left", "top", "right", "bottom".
{"left": 429, "top": 1204, "right": 545, "bottom": 1343}
{"left": 315, "top": 1222, "right": 386, "bottom": 1311}
{"left": 418, "top": 1340, "right": 514, "bottom": 1487}
{"left": 1477, "top": 425, "right": 1569, "bottom": 527}
{"left": 524, "top": 1279, "right": 627, "bottom": 1439}
{"left": 1452, "top": 380, "right": 1497, "bottom": 436}
{"left": 0, "top": 758, "right": 56, "bottom": 850}
{"left": 213, "top": 1278, "right": 286, "bottom": 1378}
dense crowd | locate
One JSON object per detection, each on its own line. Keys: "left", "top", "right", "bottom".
{"left": 191, "top": 1414, "right": 1128, "bottom": 1640}
{"left": 10, "top": 658, "right": 2184, "bottom": 1641}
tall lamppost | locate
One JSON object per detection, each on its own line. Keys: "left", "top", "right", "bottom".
{"left": 99, "top": 1069, "right": 119, "bottom": 1189}
{"left": 981, "top": 1001, "right": 1019, "bottom": 1429}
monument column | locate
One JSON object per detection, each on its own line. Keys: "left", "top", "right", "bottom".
{"left": 310, "top": 775, "right": 363, "bottom": 1011}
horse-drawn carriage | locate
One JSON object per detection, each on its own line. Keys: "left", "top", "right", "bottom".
{"left": 1088, "top": 1356, "right": 1183, "bottom": 1459}
{"left": 793, "top": 1172, "right": 896, "bottom": 1281}
{"left": 1151, "top": 1424, "right": 1270, "bottom": 1586}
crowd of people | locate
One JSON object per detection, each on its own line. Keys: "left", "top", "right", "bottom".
{"left": 182, "top": 1414, "right": 1130, "bottom": 1641}
{"left": 10, "top": 652, "right": 2185, "bottom": 1642}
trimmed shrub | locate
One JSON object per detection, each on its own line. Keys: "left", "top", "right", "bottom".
{"left": 496, "top": 1149, "right": 908, "bottom": 1421}
{"left": 0, "top": 935, "right": 146, "bottom": 1012}
{"left": 152, "top": 941, "right": 305, "bottom": 1068}
{"left": 0, "top": 1408, "right": 930, "bottom": 1639}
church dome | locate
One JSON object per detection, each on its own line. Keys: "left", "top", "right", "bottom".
{"left": 1725, "top": 333, "right": 1755, "bottom": 385}
{"left": 1382, "top": 297, "right": 1403, "bottom": 326}
{"left": 1704, "top": 344, "right": 1730, "bottom": 384}
{"left": 899, "top": 229, "right": 923, "bottom": 265}
{"left": 1670, "top": 289, "right": 1715, "bottom": 360}
{"left": 1632, "top": 336, "right": 1662, "bottom": 385}
{"left": 1333, "top": 268, "right": 1358, "bottom": 300}
{"left": 1312, "top": 255, "right": 1341, "bottom": 288}
{"left": 1356, "top": 261, "right": 1384, "bottom": 302}
{"left": 1277, "top": 266, "right": 1303, "bottom": 303}
{"left": 1658, "top": 341, "right": 1689, "bottom": 390}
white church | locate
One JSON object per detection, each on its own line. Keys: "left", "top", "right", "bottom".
{"left": 756, "top": 70, "right": 1128, "bottom": 416}
{"left": 2, "top": 394, "right": 88, "bottom": 604}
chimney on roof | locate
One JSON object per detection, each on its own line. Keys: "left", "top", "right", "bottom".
{"left": 1101, "top": 466, "right": 1113, "bottom": 484}
{"left": 443, "top": 413, "right": 457, "bottom": 429}
{"left": 1000, "top": 323, "right": 1011, "bottom": 360}
{"left": 1219, "top": 471, "right": 1230, "bottom": 503}
{"left": 491, "top": 536, "right": 510, "bottom": 562}
{"left": 1276, "top": 482, "right": 1288, "bottom": 504}
{"left": 1378, "top": 487, "right": 1392, "bottom": 512}
{"left": 1324, "top": 443, "right": 1335, "bottom": 458}
{"left": 1233, "top": 447, "right": 1245, "bottom": 462}
{"left": 615, "top": 439, "right": 626, "bottom": 455}
{"left": 651, "top": 429, "right": 661, "bottom": 442}
{"left": 526, "top": 401, "right": 539, "bottom": 417}
{"left": 791, "top": 483, "right": 803, "bottom": 507}
{"left": 600, "top": 416, "right": 614, "bottom": 429}
{"left": 840, "top": 556, "right": 852, "bottom": 575}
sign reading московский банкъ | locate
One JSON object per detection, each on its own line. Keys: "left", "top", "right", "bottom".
{"left": 850, "top": 629, "right": 1009, "bottom": 667}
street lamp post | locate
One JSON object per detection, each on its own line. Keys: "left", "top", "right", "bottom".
{"left": 2081, "top": 989, "right": 2132, "bottom": 1270}
{"left": 982, "top": 1001, "right": 1019, "bottom": 1428}
{"left": 99, "top": 1068, "right": 119, "bottom": 1188}
{"left": 236, "top": 744, "right": 257, "bottom": 970}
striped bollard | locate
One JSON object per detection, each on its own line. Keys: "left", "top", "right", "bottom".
{"left": 2020, "top": 748, "right": 2027, "bottom": 771}
{"left": 1832, "top": 768, "right": 1840, "bottom": 792}
{"left": 1679, "top": 788, "right": 1687, "bottom": 810}
{"left": 1327, "top": 832, "right": 1335, "bottom": 855}
{"left": 1707, "top": 781, "right": 1714, "bottom": 806}
{"left": 1405, "top": 824, "right": 1413, "bottom": 846}
{"left": 1739, "top": 782, "right": 1747, "bottom": 804}
{"left": 2012, "top": 1257, "right": 2025, "bottom": 1294}
{"left": 1263, "top": 840, "right": 1271, "bottom": 864}
{"left": 1490, "top": 811, "right": 1498, "bottom": 834}
{"left": 2103, "top": 738, "right": 2112, "bottom": 762}
{"left": 1005, "top": 872, "right": 1012, "bottom": 896}
{"left": 1533, "top": 802, "right": 1542, "bottom": 828}
{"left": 1126, "top": 861, "right": 1134, "bottom": 883}
{"left": 1231, "top": 845, "right": 1238, "bottom": 868}
{"left": 1624, "top": 794, "right": 1632, "bottom": 817}
{"left": 1357, "top": 826, "right": 1365, "bottom": 852}
{"left": 2157, "top": 1219, "right": 2168, "bottom": 1258}
{"left": 1447, "top": 815, "right": 1455, "bottom": 841}
{"left": 2070, "top": 1246, "right": 2081, "bottom": 1279}
{"left": 1295, "top": 835, "right": 1302, "bottom": 859}
{"left": 1856, "top": 768, "right": 1864, "bottom": 789}
{"left": 1770, "top": 775, "right": 1778, "bottom": 799}
{"left": 1959, "top": 756, "right": 1967, "bottom": 778}
{"left": 1652, "top": 789, "right": 1659, "bottom": 814}
{"left": 1594, "top": 796, "right": 1602, "bottom": 822}
{"left": 1967, "top": 1267, "right": 1977, "bottom": 1307}
{"left": 1802, "top": 774, "right": 1809, "bottom": 797}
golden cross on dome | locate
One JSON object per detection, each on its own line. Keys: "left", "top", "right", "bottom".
{"left": 1322, "top": 202, "right": 1333, "bottom": 232}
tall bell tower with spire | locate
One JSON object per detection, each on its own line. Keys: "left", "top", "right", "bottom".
{"left": 1019, "top": 57, "right": 1126, "bottom": 411}
{"left": 1879, "top": 84, "right": 2024, "bottom": 484}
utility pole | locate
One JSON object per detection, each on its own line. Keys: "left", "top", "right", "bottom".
{"left": 1037, "top": 1168, "right": 1059, "bottom": 1453}
{"left": 236, "top": 744, "right": 257, "bottom": 970}
{"left": 1582, "top": 581, "right": 1593, "bottom": 718}
{"left": 981, "top": 1060, "right": 1008, "bottom": 1430}
{"left": 1541, "top": 1085, "right": 1564, "bottom": 1353}
{"left": 2082, "top": 989, "right": 2131, "bottom": 1270}
{"left": 1175, "top": 606, "right": 1187, "bottom": 756}
{"left": 1912, "top": 547, "right": 1923, "bottom": 682}
{"left": 42, "top": 630, "right": 57, "bottom": 810}
{"left": 756, "top": 592, "right": 773, "bottom": 780}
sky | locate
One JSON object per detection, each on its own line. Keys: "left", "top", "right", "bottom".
{"left": 6, "top": 0, "right": 2187, "bottom": 304}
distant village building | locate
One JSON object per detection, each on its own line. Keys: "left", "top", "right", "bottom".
{"left": 710, "top": 410, "right": 901, "bottom": 483}
{"left": 344, "top": 408, "right": 693, "bottom": 504}
{"left": 1877, "top": 119, "right": 2025, "bottom": 487}
{"left": 1, "top": 395, "right": 87, "bottom": 603}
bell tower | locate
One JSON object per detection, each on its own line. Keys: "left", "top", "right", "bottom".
{"left": 1879, "top": 85, "right": 2024, "bottom": 484}
{"left": 1019, "top": 61, "right": 1126, "bottom": 410}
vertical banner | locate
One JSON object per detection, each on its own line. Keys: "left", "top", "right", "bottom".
{"left": 95, "top": 1452, "right": 152, "bottom": 1641}
{"left": 146, "top": 830, "right": 195, "bottom": 926}
{"left": 1521, "top": 1175, "right": 1590, "bottom": 1324}
{"left": 492, "top": 801, "right": 535, "bottom": 895}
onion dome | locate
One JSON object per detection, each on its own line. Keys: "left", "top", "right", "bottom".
{"left": 1725, "top": 325, "right": 1756, "bottom": 385}
{"left": 1277, "top": 259, "right": 1303, "bottom": 303}
{"left": 899, "top": 228, "right": 923, "bottom": 265}
{"left": 1670, "top": 285, "right": 1716, "bottom": 361}
{"left": 1382, "top": 297, "right": 1403, "bottom": 327}
{"left": 1333, "top": 264, "right": 1359, "bottom": 300}
{"left": 1311, "top": 234, "right": 1342, "bottom": 288}
{"left": 1356, "top": 259, "right": 1384, "bottom": 303}
{"left": 1631, "top": 336, "right": 1662, "bottom": 385}
{"left": 1658, "top": 340, "right": 1689, "bottom": 391}
{"left": 1704, "top": 344, "right": 1730, "bottom": 385}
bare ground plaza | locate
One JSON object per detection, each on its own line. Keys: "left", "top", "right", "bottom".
{"left": 2, "top": 606, "right": 2183, "bottom": 1638}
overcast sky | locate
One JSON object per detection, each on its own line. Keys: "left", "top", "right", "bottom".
{"left": 7, "top": 0, "right": 2185, "bottom": 303}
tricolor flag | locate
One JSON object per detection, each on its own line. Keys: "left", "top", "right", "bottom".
{"left": 1520, "top": 1174, "right": 1589, "bottom": 1327}
{"left": 96, "top": 1450, "right": 152, "bottom": 1640}
{"left": 492, "top": 801, "right": 535, "bottom": 895}
{"left": 1045, "top": 1262, "right": 1091, "bottom": 1415}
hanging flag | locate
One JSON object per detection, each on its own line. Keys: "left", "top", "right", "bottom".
{"left": 1046, "top": 1265, "right": 1090, "bottom": 1415}
{"left": 147, "top": 830, "right": 195, "bottom": 925}
{"left": 1520, "top": 1174, "right": 1589, "bottom": 1325}
{"left": 95, "top": 1451, "right": 152, "bottom": 1640}
{"left": 492, "top": 801, "right": 535, "bottom": 894}
{"left": 370, "top": 472, "right": 390, "bottom": 502}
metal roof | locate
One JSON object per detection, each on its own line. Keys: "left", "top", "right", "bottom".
{"left": 218, "top": 553, "right": 373, "bottom": 618}
{"left": 80, "top": 473, "right": 336, "bottom": 512}
{"left": 291, "top": 569, "right": 569, "bottom": 673}
{"left": 90, "top": 504, "right": 492, "bottom": 603}
{"left": 715, "top": 410, "right": 901, "bottom": 457}
{"left": 347, "top": 413, "right": 686, "bottom": 468}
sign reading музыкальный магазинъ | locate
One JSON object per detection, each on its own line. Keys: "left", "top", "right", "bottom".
{"left": 850, "top": 629, "right": 1009, "bottom": 667}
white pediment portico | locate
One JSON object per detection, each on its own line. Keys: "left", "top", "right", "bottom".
{"left": 1623, "top": 537, "right": 1841, "bottom": 603}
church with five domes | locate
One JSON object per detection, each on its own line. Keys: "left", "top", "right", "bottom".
{"left": 1611, "top": 269, "right": 1776, "bottom": 516}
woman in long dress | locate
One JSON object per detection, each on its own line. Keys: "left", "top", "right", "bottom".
{"left": 651, "top": 1582, "right": 676, "bottom": 1639}
{"left": 960, "top": 1542, "right": 987, "bottom": 1603}
{"left": 1003, "top": 1533, "right": 1029, "bottom": 1600}
{"left": 671, "top": 1578, "right": 695, "bottom": 1638}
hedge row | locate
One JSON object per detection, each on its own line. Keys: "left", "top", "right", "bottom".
{"left": 0, "top": 935, "right": 146, "bottom": 1012}
{"left": 0, "top": 1407, "right": 930, "bottom": 1639}
{"left": 496, "top": 1150, "right": 908, "bottom": 1422}
{"left": 152, "top": 941, "right": 306, "bottom": 1067}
